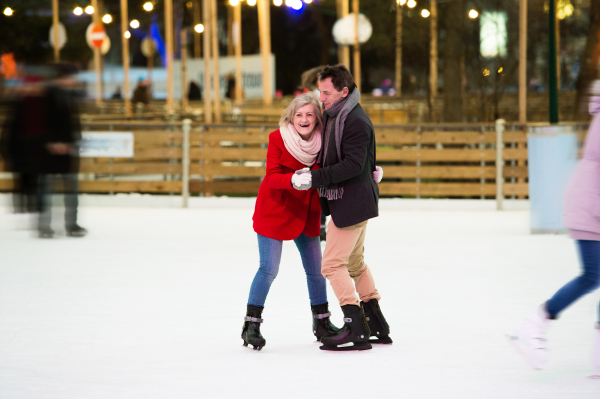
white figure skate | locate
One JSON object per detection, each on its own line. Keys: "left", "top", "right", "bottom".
{"left": 508, "top": 306, "right": 551, "bottom": 370}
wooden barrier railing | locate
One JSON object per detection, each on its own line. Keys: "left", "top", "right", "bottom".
{"left": 0, "top": 121, "right": 591, "bottom": 206}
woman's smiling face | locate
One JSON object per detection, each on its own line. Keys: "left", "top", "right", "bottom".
{"left": 292, "top": 104, "right": 318, "bottom": 138}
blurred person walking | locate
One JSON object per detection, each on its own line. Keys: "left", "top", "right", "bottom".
{"left": 293, "top": 64, "right": 388, "bottom": 351}
{"left": 0, "top": 76, "right": 47, "bottom": 223}
{"left": 241, "top": 95, "right": 340, "bottom": 351}
{"left": 37, "top": 64, "right": 87, "bottom": 238}
{"left": 509, "top": 86, "right": 600, "bottom": 377}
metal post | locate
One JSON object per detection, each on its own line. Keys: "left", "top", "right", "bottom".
{"left": 121, "top": 0, "right": 131, "bottom": 115}
{"left": 352, "top": 0, "right": 360, "bottom": 92}
{"left": 395, "top": 3, "right": 402, "bottom": 96}
{"left": 182, "top": 119, "right": 191, "bottom": 208}
{"left": 496, "top": 119, "right": 505, "bottom": 210}
{"left": 165, "top": 0, "right": 175, "bottom": 113}
{"left": 52, "top": 0, "right": 60, "bottom": 62}
{"left": 518, "top": 0, "right": 527, "bottom": 123}
{"left": 548, "top": 0, "right": 559, "bottom": 123}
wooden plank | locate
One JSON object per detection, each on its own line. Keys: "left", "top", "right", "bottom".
{"left": 79, "top": 163, "right": 183, "bottom": 174}
{"left": 191, "top": 147, "right": 267, "bottom": 161}
{"left": 382, "top": 166, "right": 494, "bottom": 179}
{"left": 191, "top": 164, "right": 265, "bottom": 177}
{"left": 191, "top": 180, "right": 261, "bottom": 194}
{"left": 79, "top": 180, "right": 181, "bottom": 193}
{"left": 133, "top": 148, "right": 183, "bottom": 160}
{"left": 376, "top": 148, "right": 527, "bottom": 162}
{"left": 197, "top": 131, "right": 270, "bottom": 144}
{"left": 133, "top": 131, "right": 183, "bottom": 145}
{"left": 374, "top": 130, "right": 527, "bottom": 145}
{"left": 378, "top": 182, "right": 528, "bottom": 197}
{"left": 0, "top": 179, "right": 15, "bottom": 191}
{"left": 378, "top": 183, "right": 496, "bottom": 196}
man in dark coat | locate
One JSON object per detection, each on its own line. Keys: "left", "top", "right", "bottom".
{"left": 37, "top": 64, "right": 87, "bottom": 238}
{"left": 293, "top": 64, "right": 391, "bottom": 351}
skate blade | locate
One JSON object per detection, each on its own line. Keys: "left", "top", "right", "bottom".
{"left": 370, "top": 336, "right": 393, "bottom": 345}
{"left": 242, "top": 341, "right": 264, "bottom": 351}
{"left": 319, "top": 342, "right": 372, "bottom": 351}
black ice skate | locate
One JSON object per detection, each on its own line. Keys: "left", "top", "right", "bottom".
{"left": 362, "top": 299, "right": 393, "bottom": 344}
{"left": 66, "top": 224, "right": 87, "bottom": 237}
{"left": 38, "top": 227, "right": 55, "bottom": 239}
{"left": 311, "top": 302, "right": 340, "bottom": 342}
{"left": 320, "top": 304, "right": 372, "bottom": 351}
{"left": 241, "top": 305, "right": 266, "bottom": 351}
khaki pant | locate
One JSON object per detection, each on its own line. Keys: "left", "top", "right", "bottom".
{"left": 321, "top": 219, "right": 381, "bottom": 306}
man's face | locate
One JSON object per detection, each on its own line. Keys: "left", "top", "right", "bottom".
{"left": 318, "top": 77, "right": 349, "bottom": 110}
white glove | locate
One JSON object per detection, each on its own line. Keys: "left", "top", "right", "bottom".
{"left": 373, "top": 166, "right": 383, "bottom": 183}
{"left": 295, "top": 167, "right": 310, "bottom": 175}
{"left": 292, "top": 172, "right": 311, "bottom": 188}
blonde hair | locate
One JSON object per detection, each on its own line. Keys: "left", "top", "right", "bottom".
{"left": 279, "top": 94, "right": 323, "bottom": 132}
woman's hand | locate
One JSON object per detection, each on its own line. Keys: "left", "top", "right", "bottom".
{"left": 373, "top": 166, "right": 383, "bottom": 183}
{"left": 291, "top": 169, "right": 312, "bottom": 190}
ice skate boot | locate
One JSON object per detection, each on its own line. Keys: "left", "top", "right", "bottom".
{"left": 311, "top": 302, "right": 340, "bottom": 342}
{"left": 508, "top": 305, "right": 550, "bottom": 370}
{"left": 362, "top": 299, "right": 393, "bottom": 344}
{"left": 66, "top": 224, "right": 87, "bottom": 237}
{"left": 590, "top": 323, "right": 600, "bottom": 379}
{"left": 38, "top": 226, "right": 55, "bottom": 239}
{"left": 320, "top": 304, "right": 372, "bottom": 351}
{"left": 241, "top": 305, "right": 266, "bottom": 351}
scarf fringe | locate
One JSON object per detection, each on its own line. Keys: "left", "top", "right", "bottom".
{"left": 319, "top": 186, "right": 344, "bottom": 200}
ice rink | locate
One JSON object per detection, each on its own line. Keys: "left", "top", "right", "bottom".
{"left": 1, "top": 196, "right": 599, "bottom": 398}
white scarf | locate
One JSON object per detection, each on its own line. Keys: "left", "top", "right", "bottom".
{"left": 279, "top": 123, "right": 322, "bottom": 167}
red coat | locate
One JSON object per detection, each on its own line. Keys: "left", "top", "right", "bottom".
{"left": 253, "top": 130, "right": 321, "bottom": 240}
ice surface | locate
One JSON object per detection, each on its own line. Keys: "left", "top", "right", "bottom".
{"left": 1, "top": 197, "right": 599, "bottom": 398}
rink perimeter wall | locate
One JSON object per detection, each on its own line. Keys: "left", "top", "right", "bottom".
{"left": 0, "top": 121, "right": 591, "bottom": 200}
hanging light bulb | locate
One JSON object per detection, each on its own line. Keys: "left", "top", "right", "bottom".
{"left": 194, "top": 24, "right": 204, "bottom": 33}
{"left": 130, "top": 19, "right": 140, "bottom": 29}
{"left": 407, "top": 0, "right": 416, "bottom": 8}
{"left": 73, "top": 7, "right": 83, "bottom": 15}
{"left": 102, "top": 14, "right": 112, "bottom": 23}
{"left": 85, "top": 5, "right": 94, "bottom": 14}
{"left": 143, "top": 2, "right": 153, "bottom": 11}
{"left": 124, "top": 31, "right": 131, "bottom": 39}
{"left": 273, "top": 0, "right": 283, "bottom": 6}
{"left": 247, "top": 0, "right": 256, "bottom": 5}
{"left": 421, "top": 9, "right": 430, "bottom": 17}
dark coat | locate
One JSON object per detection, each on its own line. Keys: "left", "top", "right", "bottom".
{"left": 310, "top": 103, "right": 379, "bottom": 228}
{"left": 45, "top": 86, "right": 81, "bottom": 174}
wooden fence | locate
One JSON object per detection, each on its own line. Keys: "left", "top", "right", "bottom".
{"left": 0, "top": 121, "right": 591, "bottom": 205}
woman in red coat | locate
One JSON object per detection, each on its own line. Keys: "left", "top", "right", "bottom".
{"left": 241, "top": 95, "right": 339, "bottom": 350}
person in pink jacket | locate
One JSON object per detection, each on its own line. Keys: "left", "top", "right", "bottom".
{"left": 510, "top": 90, "right": 600, "bottom": 377}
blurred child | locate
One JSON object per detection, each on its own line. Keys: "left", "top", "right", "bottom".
{"left": 509, "top": 83, "right": 600, "bottom": 378}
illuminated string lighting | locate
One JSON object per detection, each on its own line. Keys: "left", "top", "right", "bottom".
{"left": 421, "top": 9, "right": 430, "bottom": 17}
{"left": 407, "top": 0, "right": 416, "bottom": 9}
{"left": 247, "top": 0, "right": 256, "bottom": 5}
{"left": 397, "top": 0, "right": 406, "bottom": 5}
{"left": 124, "top": 31, "right": 131, "bottom": 39}
{"left": 304, "top": 0, "right": 313, "bottom": 3}
{"left": 273, "top": 0, "right": 283, "bottom": 6}
{"left": 143, "top": 2, "right": 153, "bottom": 11}
{"left": 85, "top": 5, "right": 94, "bottom": 14}
{"left": 469, "top": 9, "right": 479, "bottom": 19}
{"left": 102, "top": 14, "right": 112, "bottom": 23}
{"left": 73, "top": 7, "right": 83, "bottom": 15}
{"left": 130, "top": 19, "right": 139, "bottom": 29}
{"left": 194, "top": 23, "right": 204, "bottom": 33}
{"left": 229, "top": 0, "right": 239, "bottom": 6}
{"left": 3, "top": 7, "right": 13, "bottom": 16}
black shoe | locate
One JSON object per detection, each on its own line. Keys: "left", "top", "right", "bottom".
{"left": 38, "top": 227, "right": 55, "bottom": 239}
{"left": 66, "top": 224, "right": 87, "bottom": 237}
{"left": 362, "top": 299, "right": 393, "bottom": 344}
{"left": 241, "top": 305, "right": 266, "bottom": 351}
{"left": 320, "top": 227, "right": 327, "bottom": 242}
{"left": 320, "top": 304, "right": 372, "bottom": 351}
{"left": 311, "top": 302, "right": 340, "bottom": 341}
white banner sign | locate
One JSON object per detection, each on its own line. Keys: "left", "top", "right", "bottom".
{"left": 80, "top": 132, "right": 134, "bottom": 158}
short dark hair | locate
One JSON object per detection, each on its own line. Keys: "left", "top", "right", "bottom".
{"left": 317, "top": 64, "right": 356, "bottom": 93}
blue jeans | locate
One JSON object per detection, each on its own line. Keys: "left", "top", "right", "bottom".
{"left": 546, "top": 240, "right": 600, "bottom": 319}
{"left": 247, "top": 233, "right": 328, "bottom": 307}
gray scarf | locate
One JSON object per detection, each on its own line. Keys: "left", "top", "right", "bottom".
{"left": 318, "top": 89, "right": 361, "bottom": 200}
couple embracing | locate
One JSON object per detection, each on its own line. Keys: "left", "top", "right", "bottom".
{"left": 241, "top": 64, "right": 391, "bottom": 352}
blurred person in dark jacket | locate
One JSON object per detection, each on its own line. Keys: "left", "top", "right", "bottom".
{"left": 37, "top": 63, "right": 87, "bottom": 238}
{"left": 0, "top": 76, "right": 47, "bottom": 219}
{"left": 132, "top": 78, "right": 150, "bottom": 105}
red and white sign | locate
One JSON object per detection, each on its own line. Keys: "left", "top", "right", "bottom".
{"left": 86, "top": 23, "right": 107, "bottom": 49}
